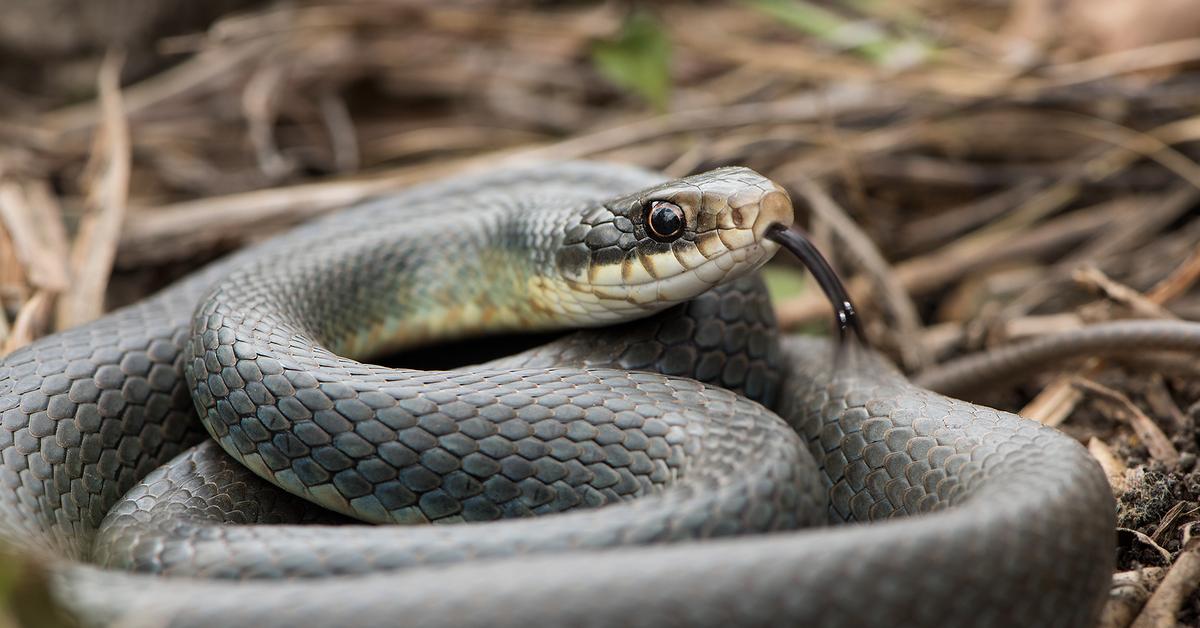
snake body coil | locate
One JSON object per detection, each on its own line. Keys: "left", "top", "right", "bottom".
{"left": 0, "top": 162, "right": 1115, "bottom": 626}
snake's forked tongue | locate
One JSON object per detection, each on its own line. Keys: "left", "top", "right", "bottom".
{"left": 766, "top": 224, "right": 866, "bottom": 347}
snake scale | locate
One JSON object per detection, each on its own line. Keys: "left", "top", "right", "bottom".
{"left": 0, "top": 161, "right": 1126, "bottom": 626}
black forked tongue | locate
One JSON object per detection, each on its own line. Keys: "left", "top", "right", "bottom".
{"left": 766, "top": 224, "right": 866, "bottom": 346}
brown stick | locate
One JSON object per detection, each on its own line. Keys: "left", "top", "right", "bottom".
{"left": 0, "top": 182, "right": 69, "bottom": 292}
{"left": 1147, "top": 245, "right": 1200, "bottom": 305}
{"left": 1087, "top": 437, "right": 1128, "bottom": 494}
{"left": 1022, "top": 372, "right": 1090, "bottom": 427}
{"left": 1100, "top": 568, "right": 1166, "bottom": 628}
{"left": 116, "top": 164, "right": 464, "bottom": 266}
{"left": 1073, "top": 266, "right": 1178, "bottom": 321}
{"left": 776, "top": 199, "right": 1124, "bottom": 329}
{"left": 1073, "top": 378, "right": 1180, "bottom": 466}
{"left": 1013, "top": 213, "right": 1194, "bottom": 429}
{"left": 55, "top": 53, "right": 131, "bottom": 328}
{"left": 1143, "top": 374, "right": 1191, "bottom": 434}
{"left": 3, "top": 291, "right": 54, "bottom": 355}
{"left": 1130, "top": 536, "right": 1200, "bottom": 628}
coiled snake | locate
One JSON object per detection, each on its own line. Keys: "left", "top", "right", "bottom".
{"left": 0, "top": 162, "right": 1132, "bottom": 626}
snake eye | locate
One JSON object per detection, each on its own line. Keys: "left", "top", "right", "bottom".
{"left": 646, "top": 201, "right": 685, "bottom": 241}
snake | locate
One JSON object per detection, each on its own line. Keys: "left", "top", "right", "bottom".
{"left": 0, "top": 160, "right": 1141, "bottom": 626}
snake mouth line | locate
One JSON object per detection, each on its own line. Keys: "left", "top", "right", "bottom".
{"left": 576, "top": 242, "right": 771, "bottom": 307}
{"left": 580, "top": 227, "right": 763, "bottom": 288}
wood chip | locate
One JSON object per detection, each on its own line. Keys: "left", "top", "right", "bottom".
{"left": 1020, "top": 363, "right": 1095, "bottom": 426}
{"left": 1088, "top": 437, "right": 1129, "bottom": 494}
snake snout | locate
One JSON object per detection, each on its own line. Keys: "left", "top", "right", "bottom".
{"left": 748, "top": 182, "right": 794, "bottom": 240}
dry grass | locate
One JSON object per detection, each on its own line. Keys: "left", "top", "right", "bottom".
{"left": 1, "top": 1, "right": 1200, "bottom": 625}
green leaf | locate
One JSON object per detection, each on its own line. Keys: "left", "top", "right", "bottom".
{"left": 746, "top": 0, "right": 930, "bottom": 69}
{"left": 591, "top": 11, "right": 671, "bottom": 111}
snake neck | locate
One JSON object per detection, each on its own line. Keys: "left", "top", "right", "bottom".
{"left": 324, "top": 199, "right": 660, "bottom": 360}
{"left": 321, "top": 167, "right": 789, "bottom": 360}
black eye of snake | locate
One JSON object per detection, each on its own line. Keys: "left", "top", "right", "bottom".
{"left": 646, "top": 200, "right": 685, "bottom": 241}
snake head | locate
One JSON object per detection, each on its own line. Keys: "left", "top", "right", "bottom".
{"left": 549, "top": 166, "right": 793, "bottom": 323}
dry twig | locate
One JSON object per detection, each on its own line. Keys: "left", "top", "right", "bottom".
{"left": 1088, "top": 437, "right": 1129, "bottom": 494}
{"left": 1100, "top": 568, "right": 1165, "bottom": 628}
{"left": 1073, "top": 377, "right": 1180, "bottom": 467}
{"left": 1130, "top": 535, "right": 1200, "bottom": 628}
{"left": 55, "top": 53, "right": 130, "bottom": 328}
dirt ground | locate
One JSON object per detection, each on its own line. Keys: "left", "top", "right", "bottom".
{"left": 0, "top": 1, "right": 1199, "bottom": 626}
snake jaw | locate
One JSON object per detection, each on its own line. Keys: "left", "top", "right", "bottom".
{"left": 546, "top": 167, "right": 794, "bottom": 324}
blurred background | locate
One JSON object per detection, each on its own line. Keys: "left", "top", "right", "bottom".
{"left": 1, "top": 1, "right": 1199, "bottom": 625}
